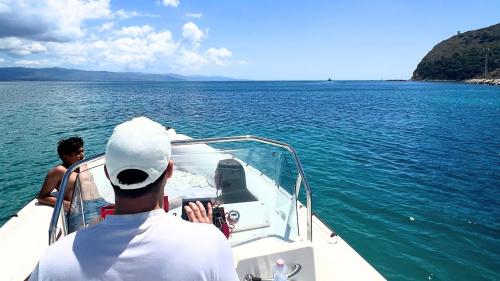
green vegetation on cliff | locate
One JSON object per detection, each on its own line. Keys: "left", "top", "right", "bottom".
{"left": 412, "top": 23, "right": 500, "bottom": 80}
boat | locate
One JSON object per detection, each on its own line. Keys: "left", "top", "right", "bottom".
{"left": 328, "top": 78, "right": 332, "bottom": 81}
{"left": 0, "top": 128, "right": 385, "bottom": 280}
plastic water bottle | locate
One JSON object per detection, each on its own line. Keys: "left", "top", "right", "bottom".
{"left": 272, "top": 259, "right": 287, "bottom": 281}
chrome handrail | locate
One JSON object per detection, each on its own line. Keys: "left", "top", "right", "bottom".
{"left": 244, "top": 264, "right": 302, "bottom": 281}
{"left": 49, "top": 135, "right": 313, "bottom": 244}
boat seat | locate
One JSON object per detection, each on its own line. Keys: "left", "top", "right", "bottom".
{"left": 215, "top": 159, "right": 257, "bottom": 204}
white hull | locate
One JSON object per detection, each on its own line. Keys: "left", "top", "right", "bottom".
{"left": 0, "top": 200, "right": 53, "bottom": 280}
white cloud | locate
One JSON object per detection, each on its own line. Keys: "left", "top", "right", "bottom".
{"left": 0, "top": 37, "right": 47, "bottom": 56}
{"left": 46, "top": 26, "right": 231, "bottom": 70}
{"left": 185, "top": 13, "right": 202, "bottom": 19}
{"left": 182, "top": 22, "right": 205, "bottom": 48}
{"left": 0, "top": 2, "right": 240, "bottom": 73}
{"left": 177, "top": 50, "right": 207, "bottom": 70}
{"left": 162, "top": 0, "right": 179, "bottom": 8}
{"left": 44, "top": 25, "right": 179, "bottom": 70}
{"left": 114, "top": 9, "right": 140, "bottom": 19}
{"left": 147, "top": 31, "right": 177, "bottom": 53}
{"left": 110, "top": 9, "right": 159, "bottom": 19}
{"left": 206, "top": 48, "right": 231, "bottom": 58}
{"left": 30, "top": 42, "right": 47, "bottom": 53}
{"left": 205, "top": 47, "right": 232, "bottom": 65}
{"left": 15, "top": 59, "right": 50, "bottom": 66}
{"left": 116, "top": 25, "right": 154, "bottom": 37}
{"left": 97, "top": 22, "right": 114, "bottom": 32}
{"left": 45, "top": 41, "right": 90, "bottom": 64}
{"left": 0, "top": 58, "right": 5, "bottom": 63}
{"left": 0, "top": 0, "right": 112, "bottom": 42}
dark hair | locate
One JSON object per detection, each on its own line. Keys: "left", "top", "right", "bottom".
{"left": 112, "top": 169, "right": 166, "bottom": 198}
{"left": 57, "top": 136, "right": 84, "bottom": 160}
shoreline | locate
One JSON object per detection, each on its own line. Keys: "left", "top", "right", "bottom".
{"left": 464, "top": 78, "right": 500, "bottom": 86}
{"left": 409, "top": 78, "right": 500, "bottom": 86}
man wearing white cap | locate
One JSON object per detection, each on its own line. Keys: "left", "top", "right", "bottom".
{"left": 30, "top": 117, "right": 239, "bottom": 281}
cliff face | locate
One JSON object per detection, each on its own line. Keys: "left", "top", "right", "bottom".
{"left": 412, "top": 23, "right": 500, "bottom": 80}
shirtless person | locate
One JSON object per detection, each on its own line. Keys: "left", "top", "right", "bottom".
{"left": 37, "top": 137, "right": 84, "bottom": 211}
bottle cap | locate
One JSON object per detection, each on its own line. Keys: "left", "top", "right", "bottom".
{"left": 276, "top": 259, "right": 285, "bottom": 266}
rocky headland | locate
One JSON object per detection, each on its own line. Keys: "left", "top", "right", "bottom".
{"left": 412, "top": 23, "right": 500, "bottom": 83}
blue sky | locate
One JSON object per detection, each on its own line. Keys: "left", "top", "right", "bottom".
{"left": 0, "top": 0, "right": 499, "bottom": 80}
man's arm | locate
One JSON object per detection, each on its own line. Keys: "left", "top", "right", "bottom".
{"left": 37, "top": 167, "right": 65, "bottom": 207}
{"left": 37, "top": 166, "right": 74, "bottom": 211}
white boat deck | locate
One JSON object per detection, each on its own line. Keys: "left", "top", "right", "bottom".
{"left": 0, "top": 200, "right": 53, "bottom": 281}
{"left": 298, "top": 203, "right": 385, "bottom": 280}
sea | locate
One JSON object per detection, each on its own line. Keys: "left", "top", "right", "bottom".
{"left": 0, "top": 81, "right": 498, "bottom": 280}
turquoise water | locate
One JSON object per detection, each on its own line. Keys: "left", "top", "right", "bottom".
{"left": 0, "top": 81, "right": 499, "bottom": 280}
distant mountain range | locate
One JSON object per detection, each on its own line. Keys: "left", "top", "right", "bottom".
{"left": 412, "top": 23, "right": 500, "bottom": 80}
{"left": 0, "top": 67, "right": 242, "bottom": 82}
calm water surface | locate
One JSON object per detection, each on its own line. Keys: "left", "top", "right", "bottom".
{"left": 0, "top": 81, "right": 499, "bottom": 280}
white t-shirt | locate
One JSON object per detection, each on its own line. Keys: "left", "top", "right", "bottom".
{"left": 30, "top": 209, "right": 239, "bottom": 281}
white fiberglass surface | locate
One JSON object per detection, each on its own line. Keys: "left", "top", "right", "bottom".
{"left": 165, "top": 169, "right": 216, "bottom": 199}
{"left": 67, "top": 141, "right": 301, "bottom": 245}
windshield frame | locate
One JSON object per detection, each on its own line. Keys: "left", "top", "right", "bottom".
{"left": 49, "top": 135, "right": 313, "bottom": 244}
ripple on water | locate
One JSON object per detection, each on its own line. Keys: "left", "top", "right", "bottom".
{"left": 0, "top": 81, "right": 499, "bottom": 280}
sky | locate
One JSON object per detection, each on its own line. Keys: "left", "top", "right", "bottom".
{"left": 0, "top": 0, "right": 499, "bottom": 80}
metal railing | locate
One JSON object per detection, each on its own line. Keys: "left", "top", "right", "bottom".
{"left": 49, "top": 135, "right": 313, "bottom": 244}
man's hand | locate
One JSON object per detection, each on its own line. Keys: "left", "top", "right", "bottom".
{"left": 184, "top": 201, "right": 213, "bottom": 224}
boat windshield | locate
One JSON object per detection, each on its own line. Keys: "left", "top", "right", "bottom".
{"left": 56, "top": 136, "right": 311, "bottom": 246}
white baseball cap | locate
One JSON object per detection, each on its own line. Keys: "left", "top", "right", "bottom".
{"left": 105, "top": 117, "right": 171, "bottom": 190}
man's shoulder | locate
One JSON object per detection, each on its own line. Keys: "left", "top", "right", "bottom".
{"left": 39, "top": 232, "right": 77, "bottom": 264}
{"left": 45, "top": 222, "right": 103, "bottom": 249}
{"left": 47, "top": 165, "right": 66, "bottom": 177}
{"left": 40, "top": 223, "right": 104, "bottom": 265}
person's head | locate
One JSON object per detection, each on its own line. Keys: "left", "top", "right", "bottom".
{"left": 57, "top": 136, "right": 84, "bottom": 167}
{"left": 104, "top": 117, "right": 173, "bottom": 209}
